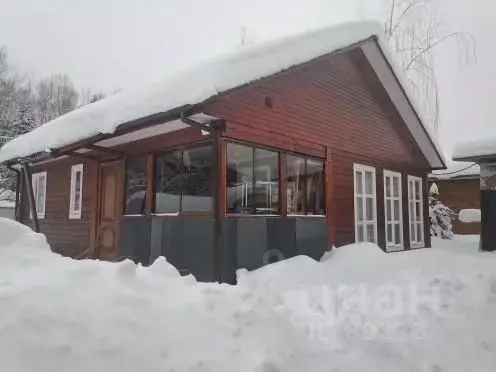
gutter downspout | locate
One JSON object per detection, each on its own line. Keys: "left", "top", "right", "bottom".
{"left": 180, "top": 113, "right": 226, "bottom": 283}
{"left": 6, "top": 164, "right": 21, "bottom": 221}
{"left": 20, "top": 161, "right": 40, "bottom": 233}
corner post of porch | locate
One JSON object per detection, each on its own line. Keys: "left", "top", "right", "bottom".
{"left": 20, "top": 161, "right": 40, "bottom": 233}
{"left": 480, "top": 162, "right": 496, "bottom": 251}
{"left": 213, "top": 121, "right": 228, "bottom": 283}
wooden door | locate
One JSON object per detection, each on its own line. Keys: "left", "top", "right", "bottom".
{"left": 96, "top": 162, "right": 123, "bottom": 261}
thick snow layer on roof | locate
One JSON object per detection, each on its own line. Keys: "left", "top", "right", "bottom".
{"left": 0, "top": 20, "right": 443, "bottom": 166}
{"left": 430, "top": 161, "right": 479, "bottom": 180}
{"left": 1, "top": 219, "right": 495, "bottom": 370}
{"left": 453, "top": 137, "right": 496, "bottom": 161}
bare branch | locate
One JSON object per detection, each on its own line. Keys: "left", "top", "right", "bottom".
{"left": 405, "top": 32, "right": 460, "bottom": 71}
{"left": 390, "top": 0, "right": 425, "bottom": 36}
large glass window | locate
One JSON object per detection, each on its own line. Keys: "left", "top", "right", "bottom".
{"left": 154, "top": 150, "right": 182, "bottom": 214}
{"left": 182, "top": 146, "right": 213, "bottom": 212}
{"left": 124, "top": 156, "right": 147, "bottom": 215}
{"left": 306, "top": 158, "right": 325, "bottom": 215}
{"left": 287, "top": 155, "right": 325, "bottom": 215}
{"left": 226, "top": 143, "right": 279, "bottom": 215}
{"left": 254, "top": 148, "right": 279, "bottom": 214}
{"left": 154, "top": 145, "right": 213, "bottom": 214}
{"left": 287, "top": 155, "right": 305, "bottom": 215}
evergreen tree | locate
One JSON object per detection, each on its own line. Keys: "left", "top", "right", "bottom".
{"left": 429, "top": 182, "right": 454, "bottom": 239}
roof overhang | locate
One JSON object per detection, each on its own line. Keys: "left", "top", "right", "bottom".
{"left": 6, "top": 110, "right": 219, "bottom": 166}
{"left": 360, "top": 39, "right": 446, "bottom": 170}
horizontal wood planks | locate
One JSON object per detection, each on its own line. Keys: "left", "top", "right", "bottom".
{"left": 205, "top": 48, "right": 431, "bottom": 248}
{"left": 19, "top": 157, "right": 97, "bottom": 258}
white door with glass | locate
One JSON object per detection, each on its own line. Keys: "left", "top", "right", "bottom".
{"left": 408, "top": 175, "right": 424, "bottom": 248}
{"left": 384, "top": 170, "right": 403, "bottom": 251}
{"left": 354, "top": 164, "right": 377, "bottom": 243}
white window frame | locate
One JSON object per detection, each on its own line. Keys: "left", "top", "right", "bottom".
{"left": 353, "top": 164, "right": 378, "bottom": 243}
{"left": 383, "top": 170, "right": 404, "bottom": 252}
{"left": 69, "top": 164, "right": 84, "bottom": 219}
{"left": 408, "top": 175, "right": 425, "bottom": 248}
{"left": 31, "top": 171, "right": 47, "bottom": 219}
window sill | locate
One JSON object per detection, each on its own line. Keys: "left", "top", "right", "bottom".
{"left": 386, "top": 244, "right": 404, "bottom": 253}
{"left": 410, "top": 243, "right": 425, "bottom": 249}
{"left": 226, "top": 214, "right": 280, "bottom": 218}
{"left": 287, "top": 214, "right": 326, "bottom": 218}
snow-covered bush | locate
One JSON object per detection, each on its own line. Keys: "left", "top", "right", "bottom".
{"left": 429, "top": 182, "right": 454, "bottom": 239}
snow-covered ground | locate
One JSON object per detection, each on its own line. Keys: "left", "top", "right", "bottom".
{"left": 0, "top": 218, "right": 495, "bottom": 372}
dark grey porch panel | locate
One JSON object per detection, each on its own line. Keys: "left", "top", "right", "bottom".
{"left": 118, "top": 215, "right": 329, "bottom": 284}
{"left": 295, "top": 218, "right": 330, "bottom": 259}
{"left": 157, "top": 217, "right": 216, "bottom": 282}
{"left": 118, "top": 216, "right": 152, "bottom": 263}
{"left": 221, "top": 216, "right": 329, "bottom": 281}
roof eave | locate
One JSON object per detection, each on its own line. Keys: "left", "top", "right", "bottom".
{"left": 363, "top": 36, "right": 446, "bottom": 170}
{"left": 3, "top": 104, "right": 203, "bottom": 166}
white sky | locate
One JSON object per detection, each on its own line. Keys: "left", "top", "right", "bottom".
{"left": 0, "top": 0, "right": 495, "bottom": 160}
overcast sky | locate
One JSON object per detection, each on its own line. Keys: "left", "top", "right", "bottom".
{"left": 0, "top": 0, "right": 494, "bottom": 159}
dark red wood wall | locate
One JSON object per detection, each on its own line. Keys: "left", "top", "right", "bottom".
{"left": 18, "top": 44, "right": 434, "bottom": 255}
{"left": 205, "top": 48, "right": 431, "bottom": 248}
{"left": 19, "top": 157, "right": 98, "bottom": 258}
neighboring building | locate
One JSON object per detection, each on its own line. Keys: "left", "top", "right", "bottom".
{"left": 430, "top": 162, "right": 480, "bottom": 235}
{"left": 454, "top": 137, "right": 496, "bottom": 251}
{"left": 0, "top": 21, "right": 445, "bottom": 282}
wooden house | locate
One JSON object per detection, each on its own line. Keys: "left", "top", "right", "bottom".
{"left": 430, "top": 163, "right": 480, "bottom": 235}
{"left": 0, "top": 22, "right": 445, "bottom": 282}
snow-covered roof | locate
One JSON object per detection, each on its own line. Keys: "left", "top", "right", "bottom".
{"left": 430, "top": 161, "right": 479, "bottom": 180}
{"left": 453, "top": 137, "right": 496, "bottom": 161}
{"left": 0, "top": 20, "right": 444, "bottom": 168}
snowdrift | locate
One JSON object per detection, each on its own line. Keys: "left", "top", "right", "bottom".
{"left": 0, "top": 218, "right": 495, "bottom": 371}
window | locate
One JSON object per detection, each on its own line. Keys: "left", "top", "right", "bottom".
{"left": 31, "top": 171, "right": 47, "bottom": 219}
{"left": 69, "top": 164, "right": 83, "bottom": 219}
{"left": 384, "top": 170, "right": 403, "bottom": 251}
{"left": 124, "top": 156, "right": 147, "bottom": 215}
{"left": 181, "top": 146, "right": 213, "bottom": 212}
{"left": 226, "top": 143, "right": 279, "bottom": 215}
{"left": 154, "top": 145, "right": 213, "bottom": 214}
{"left": 287, "top": 155, "right": 325, "bottom": 215}
{"left": 408, "top": 175, "right": 424, "bottom": 248}
{"left": 354, "top": 164, "right": 377, "bottom": 243}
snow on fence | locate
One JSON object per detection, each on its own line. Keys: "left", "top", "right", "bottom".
{"left": 458, "top": 209, "right": 481, "bottom": 224}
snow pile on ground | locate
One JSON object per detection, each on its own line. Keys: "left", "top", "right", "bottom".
{"left": 1, "top": 218, "right": 496, "bottom": 371}
{"left": 459, "top": 208, "right": 481, "bottom": 223}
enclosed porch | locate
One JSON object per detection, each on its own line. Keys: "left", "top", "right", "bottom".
{"left": 115, "top": 138, "right": 330, "bottom": 283}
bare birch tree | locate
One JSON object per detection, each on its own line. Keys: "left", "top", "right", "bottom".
{"left": 384, "top": 0, "right": 475, "bottom": 133}
{"left": 35, "top": 74, "right": 78, "bottom": 124}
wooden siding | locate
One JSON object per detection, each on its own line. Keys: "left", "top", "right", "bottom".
{"left": 431, "top": 178, "right": 481, "bottom": 235}
{"left": 18, "top": 46, "right": 434, "bottom": 255}
{"left": 205, "top": 49, "right": 431, "bottom": 249}
{"left": 19, "top": 158, "right": 98, "bottom": 258}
